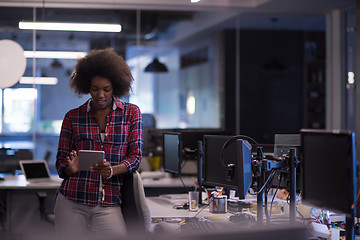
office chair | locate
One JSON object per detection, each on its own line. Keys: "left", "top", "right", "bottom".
{"left": 121, "top": 171, "right": 151, "bottom": 234}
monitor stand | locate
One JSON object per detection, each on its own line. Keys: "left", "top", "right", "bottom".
{"left": 196, "top": 140, "right": 203, "bottom": 205}
{"left": 256, "top": 148, "right": 298, "bottom": 225}
{"left": 346, "top": 215, "right": 355, "bottom": 240}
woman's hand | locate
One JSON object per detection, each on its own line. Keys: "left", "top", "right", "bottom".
{"left": 64, "top": 150, "right": 79, "bottom": 176}
{"left": 91, "top": 160, "right": 113, "bottom": 179}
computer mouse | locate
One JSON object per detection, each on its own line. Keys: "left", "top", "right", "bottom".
{"left": 229, "top": 213, "right": 256, "bottom": 224}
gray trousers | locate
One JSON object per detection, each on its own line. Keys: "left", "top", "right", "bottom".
{"left": 54, "top": 193, "right": 127, "bottom": 240}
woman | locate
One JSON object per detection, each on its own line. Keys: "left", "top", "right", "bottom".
{"left": 54, "top": 48, "right": 143, "bottom": 239}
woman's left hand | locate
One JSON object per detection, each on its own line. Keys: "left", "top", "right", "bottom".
{"left": 91, "top": 159, "right": 113, "bottom": 179}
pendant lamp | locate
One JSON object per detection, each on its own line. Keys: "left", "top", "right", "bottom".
{"left": 144, "top": 58, "right": 168, "bottom": 73}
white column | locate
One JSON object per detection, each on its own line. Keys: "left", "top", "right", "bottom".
{"left": 326, "top": 9, "right": 344, "bottom": 130}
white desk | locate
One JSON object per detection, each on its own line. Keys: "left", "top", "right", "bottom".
{"left": 0, "top": 176, "right": 311, "bottom": 240}
{"left": 146, "top": 194, "right": 229, "bottom": 218}
{"left": 0, "top": 174, "right": 62, "bottom": 189}
{"left": 0, "top": 174, "right": 196, "bottom": 239}
{"left": 144, "top": 195, "right": 311, "bottom": 240}
{"left": 0, "top": 175, "right": 61, "bottom": 239}
{"left": 0, "top": 174, "right": 196, "bottom": 189}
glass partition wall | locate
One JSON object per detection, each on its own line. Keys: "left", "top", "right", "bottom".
{"left": 0, "top": 4, "right": 351, "bottom": 172}
{"left": 0, "top": 7, "right": 230, "bottom": 172}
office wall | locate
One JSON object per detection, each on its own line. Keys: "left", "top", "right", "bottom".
{"left": 224, "top": 29, "right": 313, "bottom": 144}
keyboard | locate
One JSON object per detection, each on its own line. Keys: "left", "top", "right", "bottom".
{"left": 180, "top": 220, "right": 223, "bottom": 233}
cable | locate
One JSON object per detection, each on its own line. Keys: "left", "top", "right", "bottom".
{"left": 178, "top": 173, "right": 192, "bottom": 191}
{"left": 220, "top": 135, "right": 262, "bottom": 169}
{"left": 180, "top": 158, "right": 188, "bottom": 169}
{"left": 296, "top": 208, "right": 305, "bottom": 223}
{"left": 248, "top": 170, "right": 276, "bottom": 195}
{"left": 264, "top": 187, "right": 270, "bottom": 223}
{"left": 179, "top": 174, "right": 188, "bottom": 189}
{"left": 269, "top": 187, "right": 279, "bottom": 219}
{"left": 193, "top": 197, "right": 215, "bottom": 218}
{"left": 269, "top": 171, "right": 282, "bottom": 219}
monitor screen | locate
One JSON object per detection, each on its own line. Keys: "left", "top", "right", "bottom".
{"left": 301, "top": 129, "right": 356, "bottom": 215}
{"left": 163, "top": 132, "right": 182, "bottom": 175}
{"left": 203, "top": 135, "right": 252, "bottom": 199}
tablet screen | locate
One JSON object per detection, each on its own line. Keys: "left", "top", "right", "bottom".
{"left": 78, "top": 150, "right": 104, "bottom": 171}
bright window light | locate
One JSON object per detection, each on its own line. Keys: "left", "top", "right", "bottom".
{"left": 19, "top": 21, "right": 122, "bottom": 33}
{"left": 20, "top": 77, "right": 58, "bottom": 85}
{"left": 3, "top": 88, "right": 37, "bottom": 133}
{"left": 24, "top": 51, "right": 86, "bottom": 59}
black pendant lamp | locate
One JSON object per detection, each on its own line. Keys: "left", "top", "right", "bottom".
{"left": 263, "top": 17, "right": 286, "bottom": 74}
{"left": 144, "top": 58, "right": 168, "bottom": 73}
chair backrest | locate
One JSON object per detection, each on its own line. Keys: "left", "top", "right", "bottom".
{"left": 121, "top": 171, "right": 151, "bottom": 234}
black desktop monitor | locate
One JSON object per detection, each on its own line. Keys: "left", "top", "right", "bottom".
{"left": 274, "top": 134, "right": 301, "bottom": 158}
{"left": 270, "top": 134, "right": 302, "bottom": 192}
{"left": 300, "top": 129, "right": 356, "bottom": 216}
{"left": 180, "top": 130, "right": 231, "bottom": 151}
{"left": 163, "top": 132, "right": 182, "bottom": 175}
{"left": 203, "top": 135, "right": 252, "bottom": 199}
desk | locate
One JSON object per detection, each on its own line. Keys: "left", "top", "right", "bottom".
{"left": 0, "top": 176, "right": 310, "bottom": 240}
{"left": 0, "top": 174, "right": 196, "bottom": 190}
{"left": 0, "top": 175, "right": 61, "bottom": 239}
{"left": 146, "top": 194, "right": 230, "bottom": 218}
{"left": 0, "top": 174, "right": 62, "bottom": 189}
{"left": 0, "top": 174, "right": 196, "bottom": 239}
{"left": 145, "top": 195, "right": 309, "bottom": 240}
{"left": 142, "top": 176, "right": 196, "bottom": 196}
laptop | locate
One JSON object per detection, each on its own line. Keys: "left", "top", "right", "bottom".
{"left": 19, "top": 160, "right": 59, "bottom": 184}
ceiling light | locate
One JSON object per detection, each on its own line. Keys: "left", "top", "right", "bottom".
{"left": 24, "top": 51, "right": 86, "bottom": 59}
{"left": 19, "top": 21, "right": 121, "bottom": 33}
{"left": 191, "top": 0, "right": 201, "bottom": 3}
{"left": 20, "top": 77, "right": 58, "bottom": 85}
{"left": 144, "top": 58, "right": 168, "bottom": 73}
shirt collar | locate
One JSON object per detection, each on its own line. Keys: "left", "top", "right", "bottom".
{"left": 86, "top": 97, "right": 123, "bottom": 112}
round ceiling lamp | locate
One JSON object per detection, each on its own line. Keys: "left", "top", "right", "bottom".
{"left": 0, "top": 39, "right": 26, "bottom": 88}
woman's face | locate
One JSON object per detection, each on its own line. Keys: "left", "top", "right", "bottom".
{"left": 89, "top": 76, "right": 113, "bottom": 111}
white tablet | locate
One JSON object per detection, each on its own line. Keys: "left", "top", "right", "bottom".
{"left": 78, "top": 150, "right": 105, "bottom": 171}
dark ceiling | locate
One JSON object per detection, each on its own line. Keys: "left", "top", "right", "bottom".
{"left": 0, "top": 7, "right": 195, "bottom": 40}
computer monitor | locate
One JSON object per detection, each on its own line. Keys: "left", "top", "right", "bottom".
{"left": 270, "top": 134, "right": 302, "bottom": 192}
{"left": 163, "top": 132, "right": 182, "bottom": 175}
{"left": 274, "top": 134, "right": 301, "bottom": 158}
{"left": 179, "top": 130, "right": 231, "bottom": 151}
{"left": 202, "top": 135, "right": 253, "bottom": 199}
{"left": 300, "top": 129, "right": 356, "bottom": 216}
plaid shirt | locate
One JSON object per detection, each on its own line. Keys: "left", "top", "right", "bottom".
{"left": 56, "top": 97, "right": 143, "bottom": 207}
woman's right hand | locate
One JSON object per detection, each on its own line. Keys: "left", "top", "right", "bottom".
{"left": 65, "top": 150, "right": 79, "bottom": 176}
